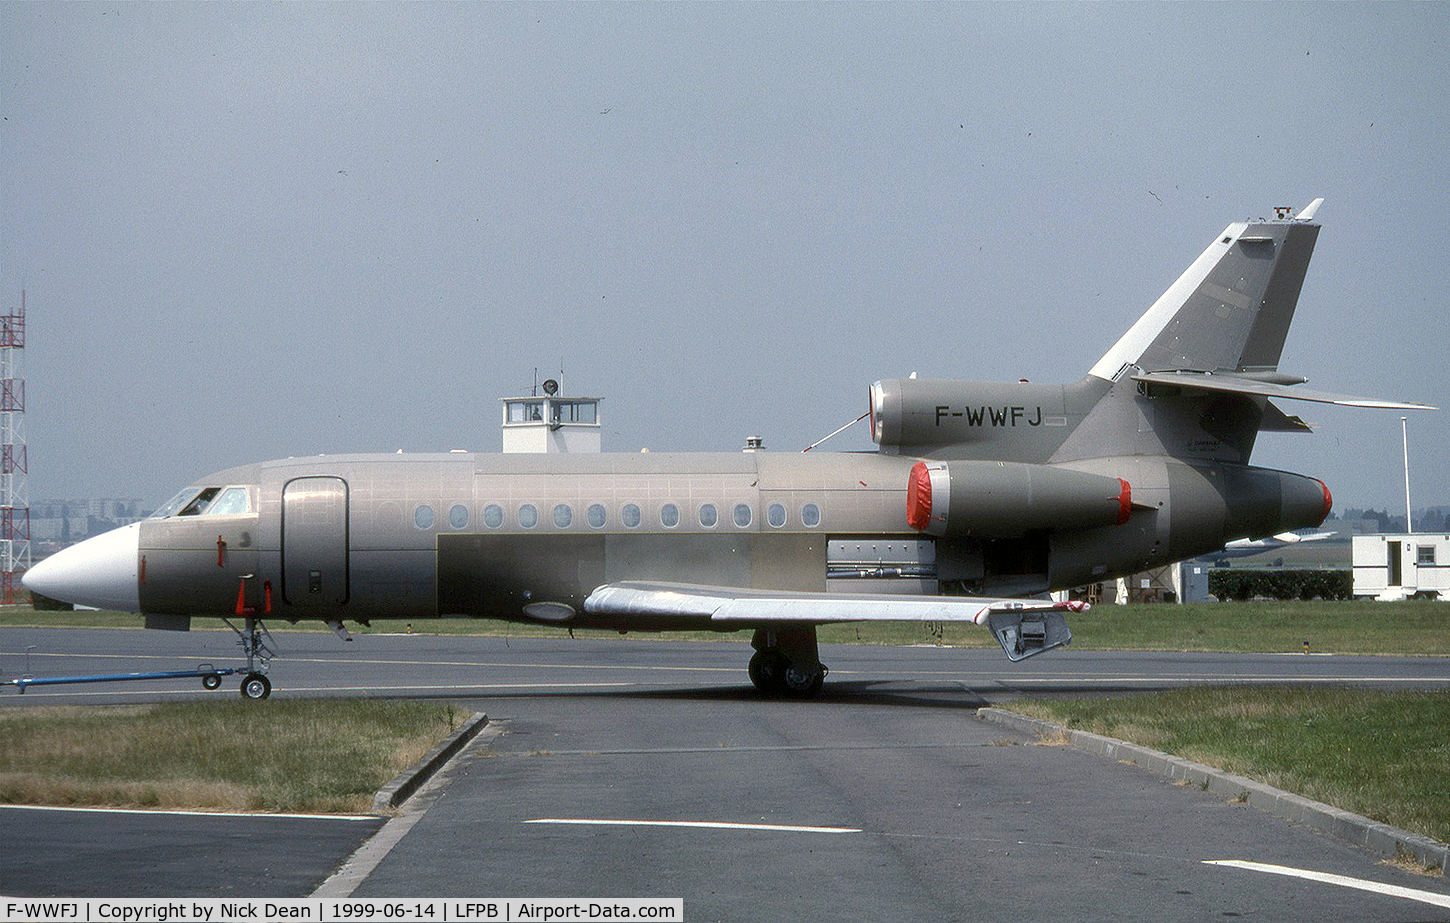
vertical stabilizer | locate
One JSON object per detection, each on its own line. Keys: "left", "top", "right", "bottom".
{"left": 1088, "top": 203, "right": 1322, "bottom": 382}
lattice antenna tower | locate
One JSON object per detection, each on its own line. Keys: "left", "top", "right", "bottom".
{"left": 1, "top": 291, "right": 30, "bottom": 604}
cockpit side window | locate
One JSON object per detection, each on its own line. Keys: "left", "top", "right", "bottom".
{"left": 150, "top": 487, "right": 212, "bottom": 519}
{"left": 206, "top": 487, "right": 251, "bottom": 516}
{"left": 178, "top": 487, "right": 222, "bottom": 516}
{"left": 150, "top": 489, "right": 193, "bottom": 519}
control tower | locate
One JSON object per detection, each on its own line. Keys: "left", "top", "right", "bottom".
{"left": 500, "top": 378, "right": 601, "bottom": 454}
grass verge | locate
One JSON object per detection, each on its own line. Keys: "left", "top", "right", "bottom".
{"left": 1003, "top": 686, "right": 1450, "bottom": 844}
{"left": 5, "top": 600, "right": 1448, "bottom": 654}
{"left": 0, "top": 699, "right": 464, "bottom": 814}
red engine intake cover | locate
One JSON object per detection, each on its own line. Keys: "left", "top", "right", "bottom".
{"left": 906, "top": 461, "right": 933, "bottom": 532}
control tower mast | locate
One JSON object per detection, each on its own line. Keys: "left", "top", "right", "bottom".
{"left": 1, "top": 291, "right": 29, "bottom": 604}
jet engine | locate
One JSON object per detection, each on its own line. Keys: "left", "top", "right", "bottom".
{"left": 905, "top": 460, "right": 1130, "bottom": 539}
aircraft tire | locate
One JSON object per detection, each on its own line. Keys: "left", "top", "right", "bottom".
{"left": 783, "top": 664, "right": 824, "bottom": 699}
{"left": 748, "top": 651, "right": 789, "bottom": 694}
{"left": 241, "top": 673, "right": 272, "bottom": 700}
{"left": 202, "top": 673, "right": 222, "bottom": 690}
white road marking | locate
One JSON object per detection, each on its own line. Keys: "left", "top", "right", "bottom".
{"left": 525, "top": 817, "right": 861, "bottom": 834}
{"left": 0, "top": 803, "right": 374, "bottom": 821}
{"left": 1204, "top": 859, "right": 1450, "bottom": 909}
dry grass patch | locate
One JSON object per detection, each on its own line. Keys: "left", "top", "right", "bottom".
{"left": 0, "top": 699, "right": 463, "bottom": 814}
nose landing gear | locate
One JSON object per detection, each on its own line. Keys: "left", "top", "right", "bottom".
{"left": 221, "top": 614, "right": 277, "bottom": 700}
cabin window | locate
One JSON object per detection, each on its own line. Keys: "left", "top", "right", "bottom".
{"left": 801, "top": 503, "right": 821, "bottom": 527}
{"left": 554, "top": 504, "right": 572, "bottom": 528}
{"left": 518, "top": 504, "right": 538, "bottom": 529}
{"left": 1418, "top": 545, "right": 1437, "bottom": 566}
{"left": 587, "top": 503, "right": 607, "bottom": 528}
{"left": 661, "top": 503, "right": 680, "bottom": 528}
{"left": 622, "top": 503, "right": 642, "bottom": 528}
{"left": 206, "top": 487, "right": 251, "bottom": 516}
{"left": 449, "top": 504, "right": 469, "bottom": 530}
{"left": 767, "top": 503, "right": 787, "bottom": 528}
{"left": 733, "top": 504, "right": 752, "bottom": 528}
{"left": 484, "top": 504, "right": 504, "bottom": 528}
{"left": 414, "top": 505, "right": 435, "bottom": 530}
{"left": 698, "top": 503, "right": 718, "bottom": 528}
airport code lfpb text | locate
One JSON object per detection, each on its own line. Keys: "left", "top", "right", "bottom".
{"left": 1, "top": 900, "right": 684, "bottom": 923}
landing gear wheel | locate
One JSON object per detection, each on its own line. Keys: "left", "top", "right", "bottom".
{"left": 240, "top": 672, "right": 271, "bottom": 700}
{"left": 202, "top": 673, "right": 222, "bottom": 691}
{"left": 783, "top": 664, "right": 825, "bottom": 698}
{"left": 748, "top": 651, "right": 789, "bottom": 693}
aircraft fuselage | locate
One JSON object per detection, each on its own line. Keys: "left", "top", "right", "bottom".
{"left": 135, "top": 447, "right": 1326, "bottom": 630}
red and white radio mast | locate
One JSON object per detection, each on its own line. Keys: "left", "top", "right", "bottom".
{"left": 1, "top": 291, "right": 30, "bottom": 604}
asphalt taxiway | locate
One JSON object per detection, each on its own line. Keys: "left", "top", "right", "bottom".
{"left": 2, "top": 628, "right": 1448, "bottom": 920}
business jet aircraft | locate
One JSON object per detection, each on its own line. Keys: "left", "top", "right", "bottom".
{"left": 24, "top": 199, "right": 1431, "bottom": 698}
{"left": 1219, "top": 530, "right": 1339, "bottom": 559}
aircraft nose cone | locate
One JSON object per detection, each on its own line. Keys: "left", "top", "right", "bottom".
{"left": 23, "top": 521, "right": 142, "bottom": 613}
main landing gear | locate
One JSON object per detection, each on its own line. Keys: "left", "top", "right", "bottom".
{"left": 221, "top": 615, "right": 277, "bottom": 699}
{"left": 749, "top": 626, "right": 827, "bottom": 698}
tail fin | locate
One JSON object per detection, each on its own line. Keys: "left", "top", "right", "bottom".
{"left": 1089, "top": 199, "right": 1323, "bottom": 383}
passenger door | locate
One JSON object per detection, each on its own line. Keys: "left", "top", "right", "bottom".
{"left": 281, "top": 476, "right": 349, "bottom": 607}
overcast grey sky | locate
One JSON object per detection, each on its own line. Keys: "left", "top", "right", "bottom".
{"left": 2, "top": 3, "right": 1446, "bottom": 512}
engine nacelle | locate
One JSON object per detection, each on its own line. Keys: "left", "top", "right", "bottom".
{"left": 905, "top": 460, "right": 1131, "bottom": 539}
{"left": 869, "top": 377, "right": 1099, "bottom": 461}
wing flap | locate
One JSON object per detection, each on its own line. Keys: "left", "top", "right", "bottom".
{"left": 1132, "top": 370, "right": 1435, "bottom": 410}
{"left": 584, "top": 581, "right": 1085, "bottom": 626}
{"left": 1259, "top": 400, "right": 1314, "bottom": 433}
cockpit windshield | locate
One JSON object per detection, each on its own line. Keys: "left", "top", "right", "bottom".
{"left": 148, "top": 485, "right": 252, "bottom": 518}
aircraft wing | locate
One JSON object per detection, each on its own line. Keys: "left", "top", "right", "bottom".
{"left": 1132, "top": 371, "right": 1435, "bottom": 410}
{"left": 584, "top": 581, "right": 1085, "bottom": 625}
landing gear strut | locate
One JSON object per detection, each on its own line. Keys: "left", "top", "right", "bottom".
{"left": 749, "top": 627, "right": 827, "bottom": 698}
{"left": 222, "top": 615, "right": 277, "bottom": 699}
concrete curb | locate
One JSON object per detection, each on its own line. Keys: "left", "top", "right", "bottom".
{"left": 372, "top": 712, "right": 488, "bottom": 814}
{"left": 978, "top": 707, "right": 1448, "bottom": 877}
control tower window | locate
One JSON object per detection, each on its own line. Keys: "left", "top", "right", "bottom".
{"left": 555, "top": 401, "right": 597, "bottom": 424}
{"left": 507, "top": 401, "right": 545, "bottom": 423}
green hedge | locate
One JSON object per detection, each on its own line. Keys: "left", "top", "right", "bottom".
{"left": 1208, "top": 569, "right": 1352, "bottom": 601}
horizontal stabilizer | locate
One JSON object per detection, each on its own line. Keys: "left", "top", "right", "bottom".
{"left": 1132, "top": 370, "right": 1436, "bottom": 410}
{"left": 585, "top": 581, "right": 1087, "bottom": 626}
